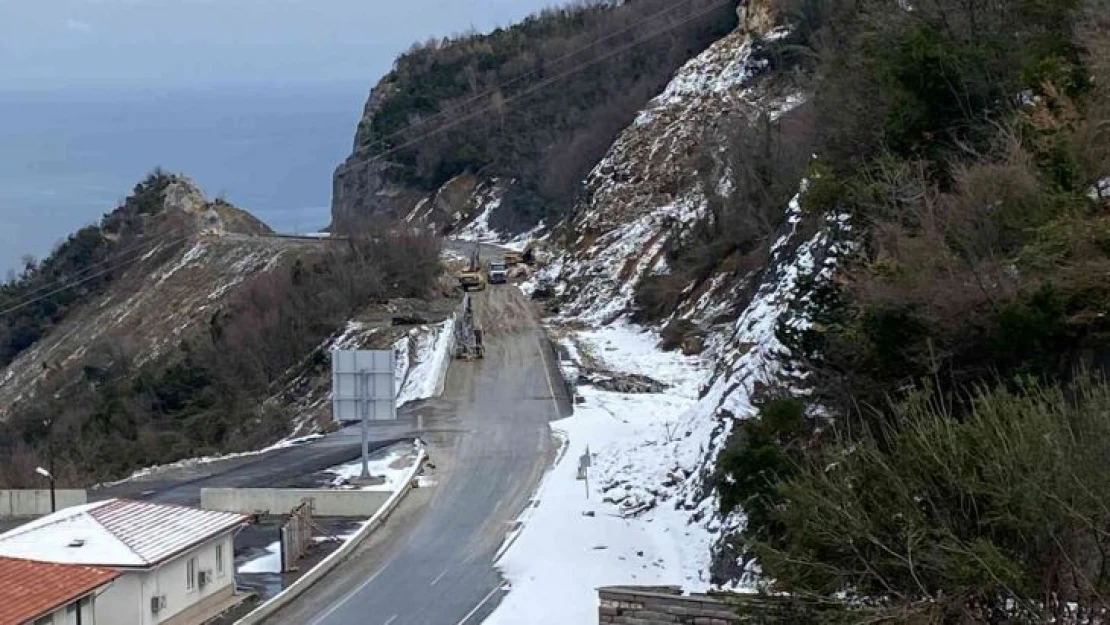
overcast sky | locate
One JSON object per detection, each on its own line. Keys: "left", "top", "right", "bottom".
{"left": 0, "top": 0, "right": 565, "bottom": 90}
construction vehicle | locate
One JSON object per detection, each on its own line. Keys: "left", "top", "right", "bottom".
{"left": 503, "top": 250, "right": 524, "bottom": 265}
{"left": 453, "top": 294, "right": 484, "bottom": 359}
{"left": 487, "top": 259, "right": 508, "bottom": 284}
{"left": 457, "top": 243, "right": 487, "bottom": 291}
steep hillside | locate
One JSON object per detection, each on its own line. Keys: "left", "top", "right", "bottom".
{"left": 0, "top": 175, "right": 445, "bottom": 486}
{"left": 0, "top": 173, "right": 274, "bottom": 409}
{"left": 512, "top": 0, "right": 833, "bottom": 585}
{"left": 501, "top": 0, "right": 1110, "bottom": 618}
{"left": 332, "top": 0, "right": 738, "bottom": 236}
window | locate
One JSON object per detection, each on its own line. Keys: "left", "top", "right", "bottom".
{"left": 67, "top": 599, "right": 86, "bottom": 625}
{"left": 186, "top": 556, "right": 197, "bottom": 591}
{"left": 33, "top": 615, "right": 53, "bottom": 625}
{"left": 216, "top": 544, "right": 224, "bottom": 576}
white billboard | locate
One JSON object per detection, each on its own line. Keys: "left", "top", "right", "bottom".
{"left": 331, "top": 349, "right": 396, "bottom": 422}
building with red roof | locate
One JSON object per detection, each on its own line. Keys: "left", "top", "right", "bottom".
{"left": 0, "top": 499, "right": 248, "bottom": 625}
{"left": 0, "top": 556, "right": 118, "bottom": 625}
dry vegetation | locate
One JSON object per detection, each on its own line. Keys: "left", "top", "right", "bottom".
{"left": 0, "top": 225, "right": 442, "bottom": 486}
{"left": 707, "top": 0, "right": 1110, "bottom": 618}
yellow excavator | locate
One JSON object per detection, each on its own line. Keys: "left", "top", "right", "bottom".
{"left": 457, "top": 243, "right": 487, "bottom": 291}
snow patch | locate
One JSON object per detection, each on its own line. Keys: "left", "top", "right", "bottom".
{"left": 239, "top": 541, "right": 281, "bottom": 574}
{"left": 101, "top": 434, "right": 325, "bottom": 486}
{"left": 488, "top": 387, "right": 712, "bottom": 625}
{"left": 324, "top": 440, "right": 422, "bottom": 491}
{"left": 454, "top": 183, "right": 504, "bottom": 243}
{"left": 394, "top": 318, "right": 455, "bottom": 406}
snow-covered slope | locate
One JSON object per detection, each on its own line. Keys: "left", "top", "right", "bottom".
{"left": 551, "top": 19, "right": 800, "bottom": 324}
{"left": 489, "top": 3, "right": 851, "bottom": 620}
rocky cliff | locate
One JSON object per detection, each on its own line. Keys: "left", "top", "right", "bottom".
{"left": 331, "top": 0, "right": 738, "bottom": 236}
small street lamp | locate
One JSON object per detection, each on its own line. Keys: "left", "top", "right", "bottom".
{"left": 35, "top": 466, "right": 55, "bottom": 513}
{"left": 41, "top": 418, "right": 55, "bottom": 513}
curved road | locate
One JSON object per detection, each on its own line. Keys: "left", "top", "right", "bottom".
{"left": 263, "top": 285, "right": 569, "bottom": 625}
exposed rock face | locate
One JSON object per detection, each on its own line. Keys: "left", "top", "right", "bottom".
{"left": 553, "top": 21, "right": 802, "bottom": 325}
{"left": 529, "top": 0, "right": 852, "bottom": 587}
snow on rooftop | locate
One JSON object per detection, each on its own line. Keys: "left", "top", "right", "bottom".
{"left": 0, "top": 499, "right": 247, "bottom": 568}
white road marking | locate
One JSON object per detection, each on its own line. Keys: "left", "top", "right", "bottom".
{"left": 456, "top": 585, "right": 502, "bottom": 625}
{"left": 430, "top": 567, "right": 449, "bottom": 587}
{"left": 308, "top": 565, "right": 389, "bottom": 625}
{"left": 383, "top": 615, "right": 399, "bottom": 625}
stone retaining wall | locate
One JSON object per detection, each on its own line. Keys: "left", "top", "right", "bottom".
{"left": 599, "top": 587, "right": 740, "bottom": 624}
{"left": 598, "top": 586, "right": 855, "bottom": 624}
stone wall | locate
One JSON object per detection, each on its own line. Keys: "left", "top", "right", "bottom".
{"left": 598, "top": 586, "right": 854, "bottom": 624}
{"left": 598, "top": 587, "right": 742, "bottom": 625}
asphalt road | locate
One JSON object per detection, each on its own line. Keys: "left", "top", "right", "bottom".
{"left": 263, "top": 284, "right": 570, "bottom": 625}
{"left": 92, "top": 424, "right": 413, "bottom": 506}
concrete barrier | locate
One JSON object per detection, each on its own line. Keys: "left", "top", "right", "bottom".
{"left": 233, "top": 448, "right": 427, "bottom": 625}
{"left": 0, "top": 489, "right": 87, "bottom": 518}
{"left": 200, "top": 488, "right": 391, "bottom": 517}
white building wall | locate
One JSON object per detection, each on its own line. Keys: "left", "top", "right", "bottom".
{"left": 93, "top": 533, "right": 237, "bottom": 625}
{"left": 96, "top": 573, "right": 144, "bottom": 625}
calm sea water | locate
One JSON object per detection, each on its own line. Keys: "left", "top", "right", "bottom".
{"left": 0, "top": 84, "right": 368, "bottom": 275}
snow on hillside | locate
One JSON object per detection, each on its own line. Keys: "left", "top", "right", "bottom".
{"left": 453, "top": 183, "right": 503, "bottom": 243}
{"left": 491, "top": 197, "right": 847, "bottom": 622}
{"left": 0, "top": 234, "right": 306, "bottom": 422}
{"left": 487, "top": 8, "right": 851, "bottom": 620}
{"left": 553, "top": 24, "right": 798, "bottom": 325}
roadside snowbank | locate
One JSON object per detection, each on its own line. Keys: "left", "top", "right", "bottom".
{"left": 568, "top": 323, "right": 703, "bottom": 398}
{"left": 395, "top": 319, "right": 455, "bottom": 406}
{"left": 487, "top": 386, "right": 713, "bottom": 625}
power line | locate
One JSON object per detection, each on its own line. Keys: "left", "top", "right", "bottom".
{"left": 360, "top": 0, "right": 732, "bottom": 165}
{"left": 0, "top": 235, "right": 192, "bottom": 318}
{"left": 7, "top": 231, "right": 182, "bottom": 303}
{"left": 1, "top": 0, "right": 733, "bottom": 319}
{"left": 363, "top": 0, "right": 710, "bottom": 154}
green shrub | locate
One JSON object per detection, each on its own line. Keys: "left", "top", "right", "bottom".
{"left": 716, "top": 398, "right": 809, "bottom": 544}
{"left": 754, "top": 378, "right": 1110, "bottom": 619}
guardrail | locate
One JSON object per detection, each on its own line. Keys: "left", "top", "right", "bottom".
{"left": 234, "top": 447, "right": 428, "bottom": 625}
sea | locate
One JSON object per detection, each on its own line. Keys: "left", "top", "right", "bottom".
{"left": 0, "top": 83, "right": 368, "bottom": 276}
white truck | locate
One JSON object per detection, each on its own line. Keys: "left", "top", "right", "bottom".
{"left": 487, "top": 259, "right": 508, "bottom": 284}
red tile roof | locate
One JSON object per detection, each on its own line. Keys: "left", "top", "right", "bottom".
{"left": 0, "top": 556, "right": 118, "bottom": 625}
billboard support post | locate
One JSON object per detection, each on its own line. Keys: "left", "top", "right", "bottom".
{"left": 331, "top": 350, "right": 398, "bottom": 482}
{"left": 360, "top": 370, "right": 370, "bottom": 479}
